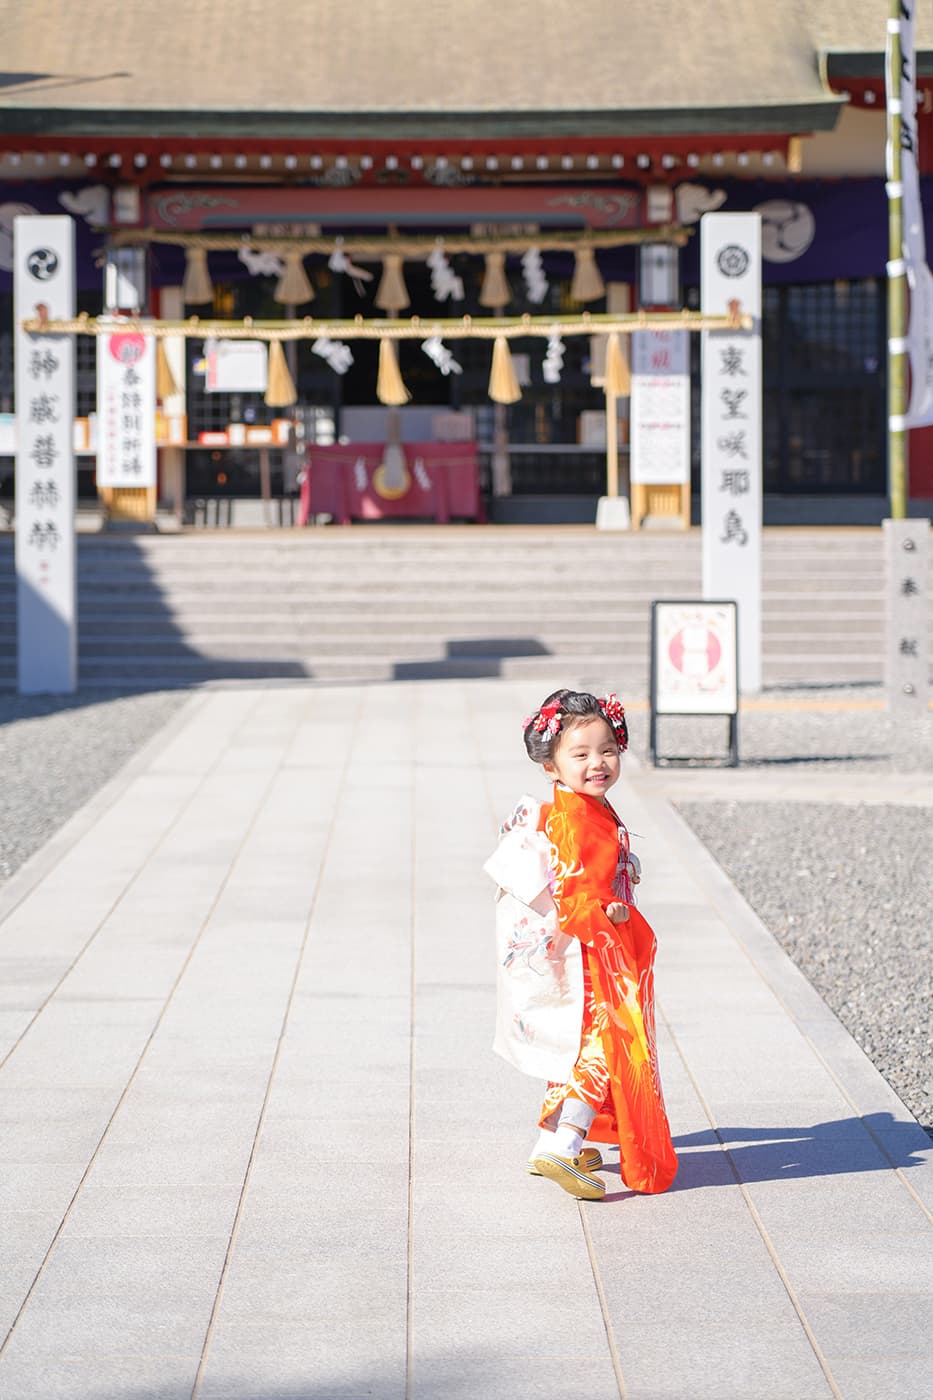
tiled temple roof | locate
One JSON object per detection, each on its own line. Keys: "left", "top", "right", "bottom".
{"left": 0, "top": 0, "right": 930, "bottom": 136}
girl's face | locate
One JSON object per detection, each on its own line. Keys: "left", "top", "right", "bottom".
{"left": 543, "top": 715, "right": 621, "bottom": 802}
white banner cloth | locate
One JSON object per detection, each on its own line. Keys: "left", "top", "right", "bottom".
{"left": 96, "top": 329, "right": 157, "bottom": 488}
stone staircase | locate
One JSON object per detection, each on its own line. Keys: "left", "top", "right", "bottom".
{"left": 0, "top": 526, "right": 928, "bottom": 690}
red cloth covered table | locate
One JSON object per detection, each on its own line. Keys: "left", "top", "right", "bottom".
{"left": 299, "top": 442, "right": 483, "bottom": 525}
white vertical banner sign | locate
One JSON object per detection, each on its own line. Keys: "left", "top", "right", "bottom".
{"left": 630, "top": 330, "right": 690, "bottom": 484}
{"left": 700, "top": 212, "right": 762, "bottom": 693}
{"left": 14, "top": 215, "right": 77, "bottom": 693}
{"left": 97, "top": 328, "right": 157, "bottom": 487}
{"left": 888, "top": 0, "right": 933, "bottom": 426}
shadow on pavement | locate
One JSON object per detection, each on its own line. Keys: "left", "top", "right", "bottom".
{"left": 667, "top": 1111, "right": 930, "bottom": 1187}
{"left": 86, "top": 1353, "right": 538, "bottom": 1400}
{"left": 3, "top": 537, "right": 557, "bottom": 689}
{"left": 393, "top": 636, "right": 550, "bottom": 680}
{"left": 0, "top": 534, "right": 310, "bottom": 692}
{"left": 599, "top": 1112, "right": 929, "bottom": 1201}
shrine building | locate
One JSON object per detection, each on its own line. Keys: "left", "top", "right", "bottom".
{"left": 1, "top": 0, "right": 933, "bottom": 526}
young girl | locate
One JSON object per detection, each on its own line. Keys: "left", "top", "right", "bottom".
{"left": 486, "top": 689, "right": 677, "bottom": 1202}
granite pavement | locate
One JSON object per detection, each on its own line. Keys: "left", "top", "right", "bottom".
{"left": 0, "top": 678, "right": 931, "bottom": 1400}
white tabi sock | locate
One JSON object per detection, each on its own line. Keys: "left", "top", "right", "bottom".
{"left": 531, "top": 1128, "right": 558, "bottom": 1159}
{"left": 553, "top": 1122, "right": 586, "bottom": 1157}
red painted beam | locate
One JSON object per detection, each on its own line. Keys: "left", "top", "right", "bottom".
{"left": 0, "top": 133, "right": 794, "bottom": 158}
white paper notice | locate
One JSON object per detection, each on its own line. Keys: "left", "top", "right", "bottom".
{"left": 205, "top": 338, "right": 268, "bottom": 393}
{"left": 630, "top": 329, "right": 690, "bottom": 484}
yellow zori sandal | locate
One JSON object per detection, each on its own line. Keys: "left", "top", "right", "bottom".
{"left": 527, "top": 1146, "right": 602, "bottom": 1176}
{"left": 529, "top": 1152, "right": 606, "bottom": 1200}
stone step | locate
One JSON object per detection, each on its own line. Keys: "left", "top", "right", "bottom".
{"left": 0, "top": 567, "right": 907, "bottom": 586}
{"left": 5, "top": 621, "right": 896, "bottom": 646}
{"left": 0, "top": 656, "right": 647, "bottom": 685}
{"left": 0, "top": 557, "right": 902, "bottom": 579}
{"left": 63, "top": 568, "right": 710, "bottom": 587}
{"left": 8, "top": 538, "right": 885, "bottom": 556}
{"left": 65, "top": 578, "right": 703, "bottom": 597}
{"left": 27, "top": 610, "right": 896, "bottom": 638}
{"left": 0, "top": 619, "right": 658, "bottom": 641}
{"left": 0, "top": 599, "right": 903, "bottom": 625}
{"left": 6, "top": 576, "right": 896, "bottom": 595}
{"left": 67, "top": 637, "right": 903, "bottom": 660}
{"left": 32, "top": 527, "right": 893, "bottom": 546}
{"left": 0, "top": 596, "right": 896, "bottom": 627}
{"left": 0, "top": 599, "right": 896, "bottom": 626}
{"left": 0, "top": 660, "right": 885, "bottom": 689}
{"left": 60, "top": 639, "right": 621, "bottom": 661}
{"left": 0, "top": 530, "right": 916, "bottom": 554}
{"left": 0, "top": 527, "right": 927, "bottom": 689}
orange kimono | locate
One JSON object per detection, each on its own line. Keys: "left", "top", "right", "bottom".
{"left": 539, "top": 784, "right": 678, "bottom": 1195}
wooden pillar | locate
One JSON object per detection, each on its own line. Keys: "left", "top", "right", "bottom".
{"left": 604, "top": 387, "right": 619, "bottom": 497}
{"left": 604, "top": 285, "right": 630, "bottom": 500}
{"left": 159, "top": 286, "right": 187, "bottom": 522}
{"left": 491, "top": 402, "right": 511, "bottom": 496}
{"left": 259, "top": 446, "right": 272, "bottom": 527}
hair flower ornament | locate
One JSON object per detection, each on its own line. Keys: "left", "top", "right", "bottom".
{"left": 597, "top": 693, "right": 628, "bottom": 751}
{"left": 522, "top": 701, "right": 563, "bottom": 738}
{"left": 522, "top": 690, "right": 628, "bottom": 753}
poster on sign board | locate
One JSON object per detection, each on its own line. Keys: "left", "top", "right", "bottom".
{"left": 651, "top": 600, "right": 738, "bottom": 715}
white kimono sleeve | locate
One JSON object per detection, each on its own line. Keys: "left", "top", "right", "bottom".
{"left": 484, "top": 795, "right": 583, "bottom": 1082}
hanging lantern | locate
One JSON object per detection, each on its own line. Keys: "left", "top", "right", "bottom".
{"left": 375, "top": 255, "right": 410, "bottom": 313}
{"left": 182, "top": 246, "right": 213, "bottom": 304}
{"left": 488, "top": 336, "right": 521, "bottom": 404}
{"left": 604, "top": 332, "right": 631, "bottom": 397}
{"left": 376, "top": 337, "right": 411, "bottom": 404}
{"left": 479, "top": 251, "right": 511, "bottom": 309}
{"left": 274, "top": 250, "right": 314, "bottom": 305}
{"left": 571, "top": 246, "right": 605, "bottom": 303}
{"left": 265, "top": 340, "right": 297, "bottom": 407}
{"left": 155, "top": 340, "right": 180, "bottom": 400}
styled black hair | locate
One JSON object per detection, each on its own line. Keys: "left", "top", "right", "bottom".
{"left": 523, "top": 689, "right": 626, "bottom": 763}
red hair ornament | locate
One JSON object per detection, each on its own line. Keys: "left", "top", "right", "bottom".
{"left": 522, "top": 693, "right": 628, "bottom": 752}
{"left": 598, "top": 692, "right": 629, "bottom": 751}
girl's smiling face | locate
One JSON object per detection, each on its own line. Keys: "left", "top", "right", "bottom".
{"left": 543, "top": 715, "right": 621, "bottom": 802}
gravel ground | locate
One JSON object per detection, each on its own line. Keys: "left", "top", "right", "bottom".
{"left": 636, "top": 685, "right": 933, "bottom": 772}
{"left": 0, "top": 689, "right": 189, "bottom": 884}
{"left": 650, "top": 686, "right": 933, "bottom": 1134}
{"left": 675, "top": 796, "right": 933, "bottom": 1134}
